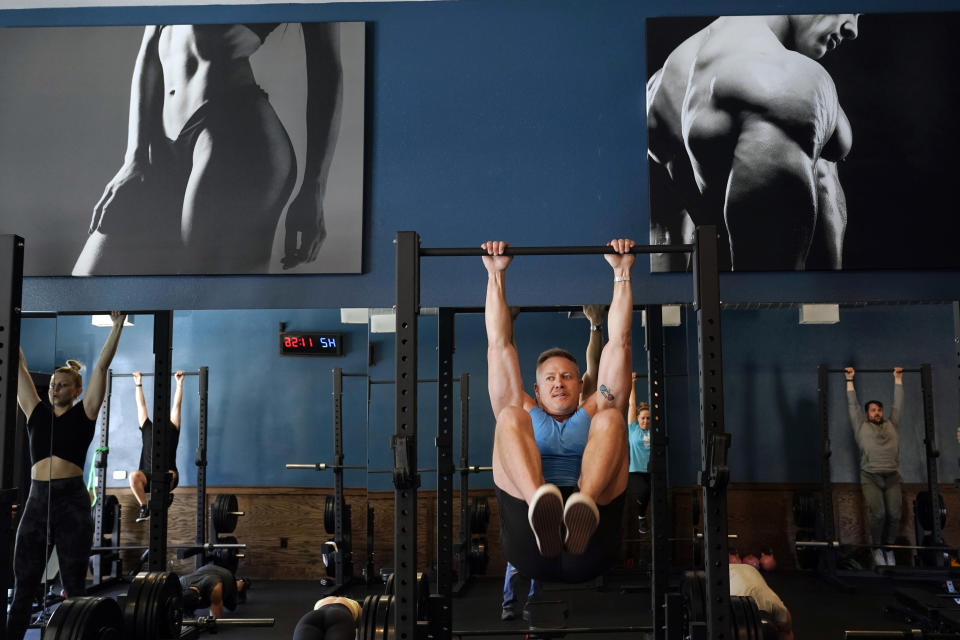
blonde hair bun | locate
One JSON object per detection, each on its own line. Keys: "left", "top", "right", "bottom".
{"left": 65, "top": 359, "right": 83, "bottom": 371}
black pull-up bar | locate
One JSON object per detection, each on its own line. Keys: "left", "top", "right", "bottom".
{"left": 419, "top": 243, "right": 692, "bottom": 257}
{"left": 111, "top": 371, "right": 201, "bottom": 378}
{"left": 826, "top": 368, "right": 921, "bottom": 374}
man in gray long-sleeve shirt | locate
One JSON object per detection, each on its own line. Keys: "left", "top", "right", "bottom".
{"left": 845, "top": 366, "right": 903, "bottom": 567}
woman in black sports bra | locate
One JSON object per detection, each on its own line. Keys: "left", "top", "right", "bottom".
{"left": 74, "top": 23, "right": 342, "bottom": 275}
{"left": 9, "top": 311, "right": 126, "bottom": 640}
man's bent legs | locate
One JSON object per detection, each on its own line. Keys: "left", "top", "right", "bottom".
{"left": 129, "top": 469, "right": 148, "bottom": 506}
{"left": 492, "top": 406, "right": 544, "bottom": 501}
{"left": 579, "top": 408, "right": 628, "bottom": 505}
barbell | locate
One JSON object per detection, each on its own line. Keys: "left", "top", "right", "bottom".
{"left": 91, "top": 542, "right": 244, "bottom": 552}
{"left": 43, "top": 571, "right": 275, "bottom": 640}
{"left": 845, "top": 632, "right": 960, "bottom": 639}
{"left": 288, "top": 463, "right": 492, "bottom": 473}
{"left": 795, "top": 540, "right": 959, "bottom": 552}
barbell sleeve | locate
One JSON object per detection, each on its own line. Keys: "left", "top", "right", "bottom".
{"left": 184, "top": 617, "right": 276, "bottom": 628}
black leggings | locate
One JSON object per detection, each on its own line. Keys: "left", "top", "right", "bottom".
{"left": 293, "top": 604, "right": 357, "bottom": 640}
{"left": 496, "top": 485, "right": 625, "bottom": 583}
{"left": 628, "top": 472, "right": 650, "bottom": 515}
{"left": 7, "top": 478, "right": 93, "bottom": 640}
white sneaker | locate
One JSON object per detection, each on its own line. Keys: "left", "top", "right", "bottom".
{"left": 562, "top": 492, "right": 599, "bottom": 555}
{"left": 528, "top": 484, "right": 563, "bottom": 558}
{"left": 873, "top": 548, "right": 886, "bottom": 566}
{"left": 885, "top": 550, "right": 896, "bottom": 566}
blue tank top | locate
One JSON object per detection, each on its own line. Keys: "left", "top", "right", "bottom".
{"left": 529, "top": 406, "right": 590, "bottom": 487}
{"left": 628, "top": 422, "right": 650, "bottom": 472}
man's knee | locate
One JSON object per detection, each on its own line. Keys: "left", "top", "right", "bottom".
{"left": 130, "top": 470, "right": 146, "bottom": 485}
{"left": 866, "top": 508, "right": 886, "bottom": 528}
{"left": 589, "top": 408, "right": 627, "bottom": 438}
{"left": 495, "top": 406, "right": 532, "bottom": 435}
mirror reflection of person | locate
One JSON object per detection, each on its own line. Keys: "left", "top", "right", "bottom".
{"left": 180, "top": 562, "right": 250, "bottom": 619}
{"left": 647, "top": 14, "right": 859, "bottom": 271}
{"left": 627, "top": 375, "right": 652, "bottom": 534}
{"left": 293, "top": 597, "right": 361, "bottom": 640}
{"left": 74, "top": 23, "right": 342, "bottom": 275}
{"left": 729, "top": 563, "right": 794, "bottom": 640}
{"left": 129, "top": 369, "right": 183, "bottom": 523}
{"left": 9, "top": 312, "right": 126, "bottom": 640}
{"left": 845, "top": 366, "right": 903, "bottom": 567}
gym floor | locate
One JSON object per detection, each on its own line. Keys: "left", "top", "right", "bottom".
{"left": 239, "top": 571, "right": 951, "bottom": 639}
{"left": 23, "top": 570, "right": 949, "bottom": 638}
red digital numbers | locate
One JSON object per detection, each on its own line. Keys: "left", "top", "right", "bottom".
{"left": 281, "top": 333, "right": 340, "bottom": 356}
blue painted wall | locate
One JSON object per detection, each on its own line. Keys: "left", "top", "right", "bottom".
{"left": 9, "top": 0, "right": 960, "bottom": 311}
{"left": 666, "top": 304, "right": 959, "bottom": 486}
{"left": 10, "top": 1, "right": 960, "bottom": 490}
{"left": 23, "top": 302, "right": 960, "bottom": 489}
{"left": 22, "top": 310, "right": 370, "bottom": 488}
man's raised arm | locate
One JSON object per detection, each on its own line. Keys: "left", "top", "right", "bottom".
{"left": 889, "top": 367, "right": 903, "bottom": 427}
{"left": 844, "top": 367, "right": 863, "bottom": 432}
{"left": 483, "top": 241, "right": 530, "bottom": 417}
{"left": 593, "top": 239, "right": 636, "bottom": 414}
{"left": 581, "top": 304, "right": 606, "bottom": 401}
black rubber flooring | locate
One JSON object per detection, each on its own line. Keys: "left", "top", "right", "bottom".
{"left": 23, "top": 569, "right": 960, "bottom": 638}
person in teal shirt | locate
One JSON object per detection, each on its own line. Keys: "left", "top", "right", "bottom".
{"left": 627, "top": 372, "right": 651, "bottom": 533}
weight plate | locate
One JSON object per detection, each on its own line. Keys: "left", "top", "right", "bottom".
{"left": 385, "top": 593, "right": 396, "bottom": 640}
{"left": 469, "top": 497, "right": 490, "bottom": 534}
{"left": 156, "top": 571, "right": 184, "bottom": 639}
{"left": 682, "top": 570, "right": 706, "bottom": 628}
{"left": 324, "top": 495, "right": 336, "bottom": 534}
{"left": 123, "top": 571, "right": 183, "bottom": 640}
{"left": 729, "top": 596, "right": 747, "bottom": 640}
{"left": 123, "top": 571, "right": 153, "bottom": 640}
{"left": 792, "top": 493, "right": 817, "bottom": 530}
{"left": 374, "top": 594, "right": 391, "bottom": 640}
{"left": 469, "top": 538, "right": 489, "bottom": 574}
{"left": 100, "top": 495, "right": 119, "bottom": 533}
{"left": 359, "top": 595, "right": 376, "bottom": 640}
{"left": 794, "top": 530, "right": 819, "bottom": 570}
{"left": 380, "top": 572, "right": 427, "bottom": 621}
{"left": 213, "top": 535, "right": 240, "bottom": 575}
{"left": 212, "top": 494, "right": 239, "bottom": 534}
{"left": 417, "top": 570, "right": 429, "bottom": 621}
{"left": 916, "top": 491, "right": 947, "bottom": 531}
{"left": 45, "top": 597, "right": 123, "bottom": 640}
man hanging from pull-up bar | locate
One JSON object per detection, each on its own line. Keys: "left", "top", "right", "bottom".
{"left": 129, "top": 369, "right": 184, "bottom": 522}
{"left": 845, "top": 366, "right": 903, "bottom": 567}
{"left": 483, "top": 239, "right": 634, "bottom": 582}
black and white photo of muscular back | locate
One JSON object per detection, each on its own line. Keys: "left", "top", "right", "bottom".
{"left": 647, "top": 12, "right": 960, "bottom": 273}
